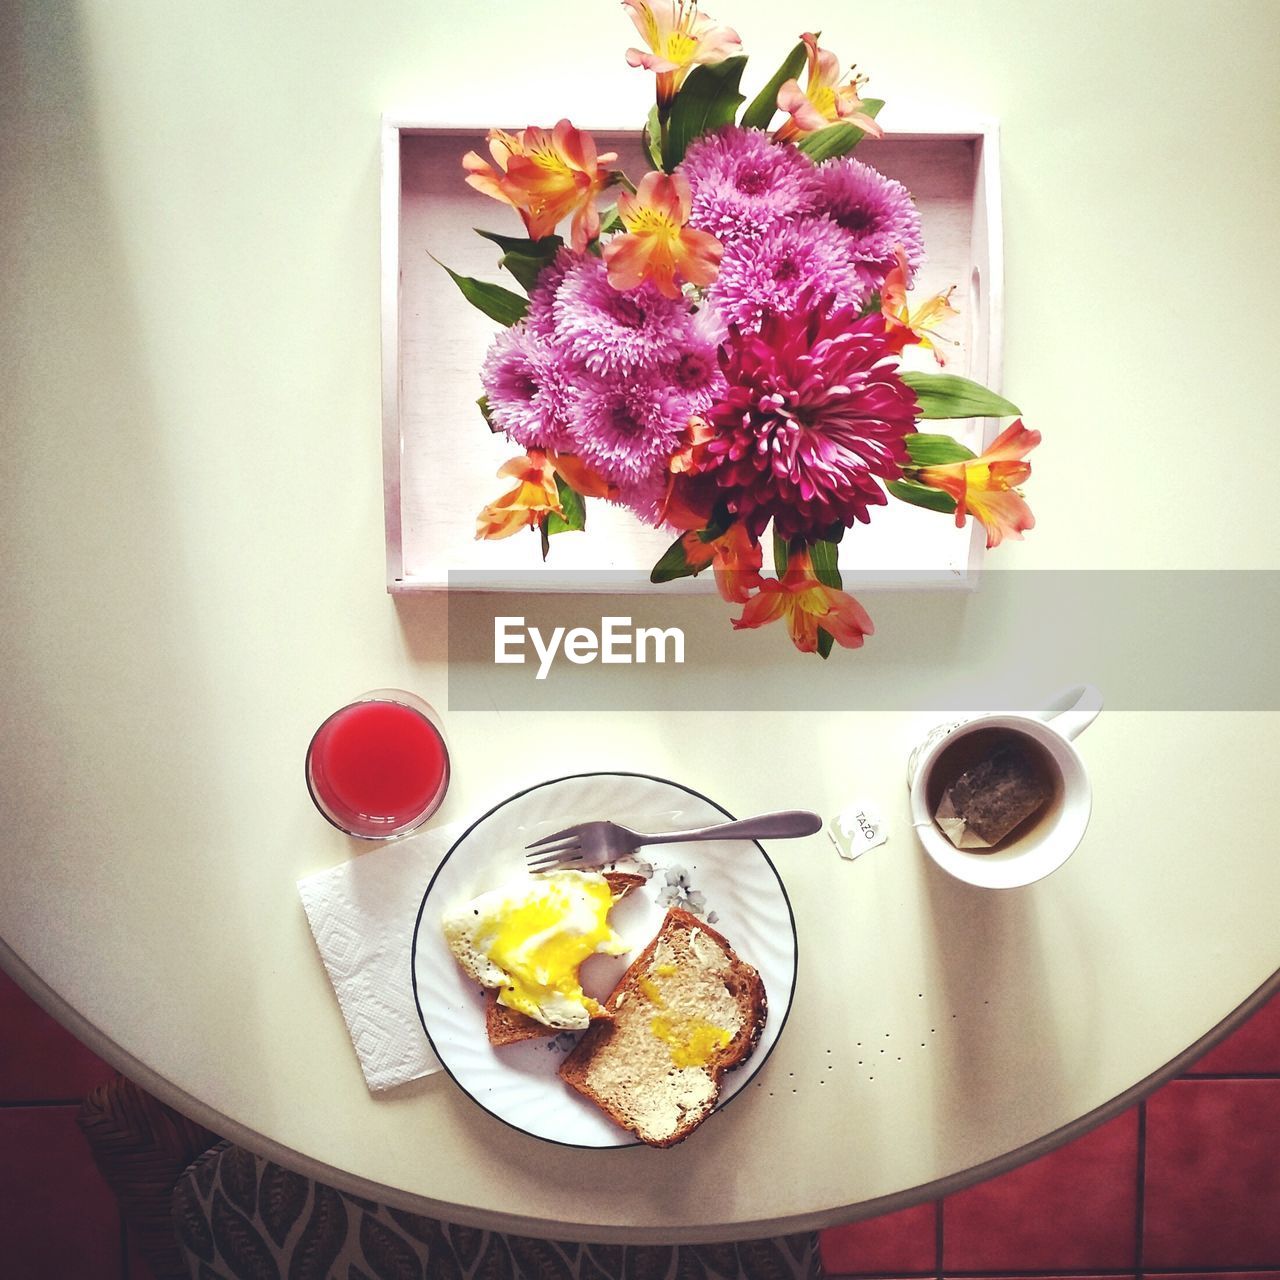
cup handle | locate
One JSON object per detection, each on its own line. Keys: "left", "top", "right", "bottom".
{"left": 1038, "top": 684, "right": 1103, "bottom": 741}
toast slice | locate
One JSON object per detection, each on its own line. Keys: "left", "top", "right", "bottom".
{"left": 558, "top": 908, "right": 767, "bottom": 1147}
{"left": 484, "top": 871, "right": 647, "bottom": 1046}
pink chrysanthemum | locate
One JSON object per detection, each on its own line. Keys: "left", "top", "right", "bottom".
{"left": 815, "top": 158, "right": 925, "bottom": 293}
{"left": 551, "top": 254, "right": 693, "bottom": 376}
{"left": 479, "top": 325, "right": 573, "bottom": 452}
{"left": 658, "top": 304, "right": 729, "bottom": 415}
{"left": 562, "top": 377, "right": 694, "bottom": 490}
{"left": 524, "top": 247, "right": 578, "bottom": 339}
{"left": 667, "top": 345, "right": 727, "bottom": 416}
{"left": 679, "top": 126, "right": 822, "bottom": 245}
{"left": 710, "top": 216, "right": 867, "bottom": 333}
{"left": 700, "top": 299, "right": 920, "bottom": 541}
{"left": 613, "top": 471, "right": 674, "bottom": 528}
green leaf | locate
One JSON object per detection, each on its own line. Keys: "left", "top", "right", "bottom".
{"left": 597, "top": 204, "right": 624, "bottom": 236}
{"left": 740, "top": 39, "right": 809, "bottom": 131}
{"left": 808, "top": 538, "right": 842, "bottom": 590}
{"left": 498, "top": 252, "right": 549, "bottom": 293}
{"left": 546, "top": 476, "right": 586, "bottom": 536}
{"left": 901, "top": 371, "right": 1021, "bottom": 420}
{"left": 644, "top": 105, "right": 664, "bottom": 169}
{"left": 886, "top": 478, "right": 959, "bottom": 515}
{"left": 806, "top": 538, "right": 841, "bottom": 659}
{"left": 796, "top": 99, "right": 885, "bottom": 162}
{"left": 476, "top": 395, "right": 498, "bottom": 433}
{"left": 438, "top": 262, "right": 528, "bottom": 326}
{"left": 665, "top": 55, "right": 748, "bottom": 167}
{"left": 650, "top": 532, "right": 708, "bottom": 584}
{"left": 904, "top": 433, "right": 977, "bottom": 466}
{"left": 472, "top": 230, "right": 562, "bottom": 295}
{"left": 698, "top": 500, "right": 735, "bottom": 541}
{"left": 473, "top": 229, "right": 562, "bottom": 257}
{"left": 772, "top": 530, "right": 790, "bottom": 575}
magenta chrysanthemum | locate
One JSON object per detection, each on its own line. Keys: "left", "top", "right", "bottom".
{"left": 710, "top": 216, "right": 868, "bottom": 333}
{"left": 524, "top": 247, "right": 577, "bottom": 339}
{"left": 660, "top": 303, "right": 729, "bottom": 414}
{"left": 551, "top": 255, "right": 692, "bottom": 375}
{"left": 479, "top": 326, "right": 573, "bottom": 451}
{"left": 562, "top": 377, "right": 693, "bottom": 490}
{"left": 613, "top": 471, "right": 673, "bottom": 528}
{"left": 700, "top": 300, "right": 920, "bottom": 540}
{"left": 815, "top": 157, "right": 925, "bottom": 291}
{"left": 680, "top": 126, "right": 822, "bottom": 245}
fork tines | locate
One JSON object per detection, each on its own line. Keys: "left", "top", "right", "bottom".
{"left": 525, "top": 837, "right": 586, "bottom": 873}
{"left": 526, "top": 848, "right": 585, "bottom": 874}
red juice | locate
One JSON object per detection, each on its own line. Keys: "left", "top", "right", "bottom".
{"left": 306, "top": 694, "right": 449, "bottom": 838}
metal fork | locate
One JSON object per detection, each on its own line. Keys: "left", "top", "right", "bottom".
{"left": 524, "top": 809, "right": 823, "bottom": 873}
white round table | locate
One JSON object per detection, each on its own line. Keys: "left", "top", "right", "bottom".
{"left": 3, "top": 0, "right": 1278, "bottom": 1246}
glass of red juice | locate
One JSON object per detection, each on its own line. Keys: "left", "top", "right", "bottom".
{"left": 305, "top": 690, "right": 450, "bottom": 839}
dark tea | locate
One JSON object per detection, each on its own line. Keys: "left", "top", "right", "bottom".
{"left": 926, "top": 727, "right": 1060, "bottom": 852}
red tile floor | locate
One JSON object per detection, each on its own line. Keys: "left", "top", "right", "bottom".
{"left": 1, "top": 969, "right": 1278, "bottom": 1279}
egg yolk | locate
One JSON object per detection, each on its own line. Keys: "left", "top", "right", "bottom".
{"left": 486, "top": 875, "right": 624, "bottom": 1024}
{"left": 640, "top": 964, "right": 731, "bottom": 1068}
{"left": 650, "top": 1015, "right": 732, "bottom": 1068}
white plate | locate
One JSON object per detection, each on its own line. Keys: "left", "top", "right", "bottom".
{"left": 411, "top": 771, "right": 798, "bottom": 1148}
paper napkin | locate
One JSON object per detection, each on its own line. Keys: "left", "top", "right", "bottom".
{"left": 298, "top": 822, "right": 464, "bottom": 1093}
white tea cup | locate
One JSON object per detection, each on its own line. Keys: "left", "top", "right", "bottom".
{"left": 907, "top": 684, "right": 1103, "bottom": 889}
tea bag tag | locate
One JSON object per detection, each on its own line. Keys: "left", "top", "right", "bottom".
{"left": 829, "top": 802, "right": 887, "bottom": 861}
{"left": 933, "top": 792, "right": 984, "bottom": 848}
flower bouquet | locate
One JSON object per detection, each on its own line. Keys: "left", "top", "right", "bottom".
{"left": 444, "top": 1, "right": 1039, "bottom": 656}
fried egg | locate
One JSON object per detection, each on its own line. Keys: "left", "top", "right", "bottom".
{"left": 441, "top": 869, "right": 630, "bottom": 1029}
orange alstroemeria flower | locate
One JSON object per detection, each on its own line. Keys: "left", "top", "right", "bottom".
{"left": 603, "top": 171, "right": 723, "bottom": 299}
{"left": 463, "top": 121, "right": 617, "bottom": 252}
{"left": 655, "top": 415, "right": 717, "bottom": 526}
{"left": 733, "top": 549, "right": 875, "bottom": 653}
{"left": 658, "top": 473, "right": 717, "bottom": 532}
{"left": 913, "top": 421, "right": 1042, "bottom": 549}
{"left": 544, "top": 450, "right": 619, "bottom": 501}
{"left": 675, "top": 523, "right": 763, "bottom": 604}
{"left": 475, "top": 451, "right": 563, "bottom": 541}
{"left": 880, "top": 250, "right": 959, "bottom": 367}
{"left": 775, "top": 33, "right": 884, "bottom": 144}
{"left": 624, "top": 0, "right": 743, "bottom": 107}
{"left": 667, "top": 413, "right": 717, "bottom": 477}
{"left": 476, "top": 450, "right": 618, "bottom": 541}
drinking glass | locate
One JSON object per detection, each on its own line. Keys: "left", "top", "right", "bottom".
{"left": 305, "top": 689, "right": 450, "bottom": 839}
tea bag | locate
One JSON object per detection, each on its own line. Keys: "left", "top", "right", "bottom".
{"left": 935, "top": 742, "right": 1052, "bottom": 849}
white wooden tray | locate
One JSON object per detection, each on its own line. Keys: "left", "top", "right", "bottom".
{"left": 381, "top": 116, "right": 1003, "bottom": 593}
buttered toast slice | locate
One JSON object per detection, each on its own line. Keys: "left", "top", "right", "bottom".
{"left": 558, "top": 908, "right": 767, "bottom": 1147}
{"left": 484, "top": 871, "right": 647, "bottom": 1047}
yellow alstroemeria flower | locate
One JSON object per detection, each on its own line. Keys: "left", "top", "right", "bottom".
{"left": 913, "top": 421, "right": 1042, "bottom": 549}
{"left": 775, "top": 33, "right": 884, "bottom": 144}
{"left": 463, "top": 121, "right": 617, "bottom": 252}
{"left": 475, "top": 451, "right": 563, "bottom": 541}
{"left": 733, "top": 548, "right": 875, "bottom": 653}
{"left": 602, "top": 171, "right": 723, "bottom": 299}
{"left": 880, "top": 249, "right": 959, "bottom": 367}
{"left": 476, "top": 450, "right": 619, "bottom": 542}
{"left": 623, "top": 0, "right": 743, "bottom": 107}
